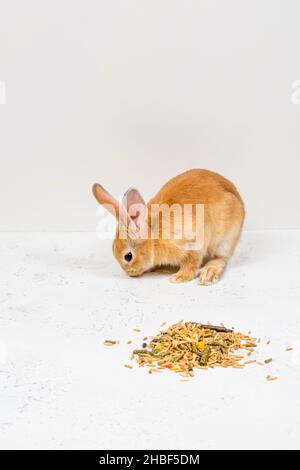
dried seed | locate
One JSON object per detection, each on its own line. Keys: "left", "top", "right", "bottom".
{"left": 133, "top": 328, "right": 141, "bottom": 333}
{"left": 266, "top": 375, "right": 278, "bottom": 381}
{"left": 285, "top": 348, "right": 293, "bottom": 352}
{"left": 264, "top": 358, "right": 273, "bottom": 364}
{"left": 124, "top": 364, "right": 133, "bottom": 369}
{"left": 104, "top": 340, "right": 118, "bottom": 346}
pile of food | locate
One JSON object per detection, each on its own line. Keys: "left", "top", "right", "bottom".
{"left": 132, "top": 321, "right": 258, "bottom": 377}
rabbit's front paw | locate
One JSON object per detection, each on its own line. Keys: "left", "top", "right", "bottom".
{"left": 170, "top": 269, "right": 196, "bottom": 283}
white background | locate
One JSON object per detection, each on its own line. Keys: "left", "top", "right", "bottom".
{"left": 0, "top": 0, "right": 300, "bottom": 231}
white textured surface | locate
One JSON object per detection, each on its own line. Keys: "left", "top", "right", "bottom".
{"left": 0, "top": 231, "right": 300, "bottom": 450}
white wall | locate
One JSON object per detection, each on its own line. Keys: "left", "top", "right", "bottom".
{"left": 0, "top": 0, "right": 300, "bottom": 231}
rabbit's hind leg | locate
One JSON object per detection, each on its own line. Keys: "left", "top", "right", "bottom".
{"left": 199, "top": 225, "right": 241, "bottom": 286}
{"left": 199, "top": 257, "right": 227, "bottom": 285}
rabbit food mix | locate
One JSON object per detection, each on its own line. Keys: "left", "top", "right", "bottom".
{"left": 132, "top": 321, "right": 258, "bottom": 377}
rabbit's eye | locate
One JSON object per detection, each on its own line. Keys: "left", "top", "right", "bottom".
{"left": 124, "top": 252, "right": 133, "bottom": 263}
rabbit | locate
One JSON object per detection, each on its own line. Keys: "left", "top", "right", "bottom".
{"left": 92, "top": 169, "right": 245, "bottom": 285}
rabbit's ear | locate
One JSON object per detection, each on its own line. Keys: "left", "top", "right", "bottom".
{"left": 92, "top": 183, "right": 120, "bottom": 219}
{"left": 122, "top": 188, "right": 147, "bottom": 229}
